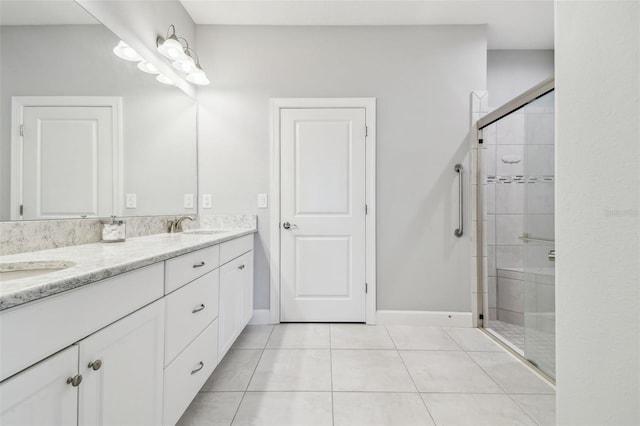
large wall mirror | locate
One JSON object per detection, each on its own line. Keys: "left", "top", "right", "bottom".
{"left": 0, "top": 1, "right": 198, "bottom": 221}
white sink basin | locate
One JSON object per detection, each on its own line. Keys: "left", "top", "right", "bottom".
{"left": 183, "top": 229, "right": 229, "bottom": 235}
{"left": 0, "top": 260, "right": 75, "bottom": 282}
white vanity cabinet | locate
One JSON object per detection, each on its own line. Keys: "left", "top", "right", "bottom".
{"left": 218, "top": 236, "right": 254, "bottom": 360}
{"left": 0, "top": 346, "right": 79, "bottom": 425}
{"left": 77, "top": 299, "right": 165, "bottom": 425}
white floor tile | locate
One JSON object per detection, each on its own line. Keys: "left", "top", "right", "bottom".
{"left": 468, "top": 352, "right": 554, "bottom": 394}
{"left": 444, "top": 328, "right": 503, "bottom": 352}
{"left": 232, "top": 392, "right": 332, "bottom": 426}
{"left": 400, "top": 351, "right": 502, "bottom": 393}
{"left": 386, "top": 326, "right": 461, "bottom": 351}
{"left": 201, "top": 350, "right": 262, "bottom": 392}
{"left": 231, "top": 326, "right": 274, "bottom": 350}
{"left": 266, "top": 324, "right": 330, "bottom": 349}
{"left": 177, "top": 392, "right": 243, "bottom": 426}
{"left": 422, "top": 393, "right": 536, "bottom": 426}
{"left": 333, "top": 392, "right": 435, "bottom": 426}
{"left": 330, "top": 324, "right": 395, "bottom": 349}
{"left": 248, "top": 349, "right": 331, "bottom": 391}
{"left": 511, "top": 394, "right": 556, "bottom": 426}
{"left": 332, "top": 349, "right": 416, "bottom": 392}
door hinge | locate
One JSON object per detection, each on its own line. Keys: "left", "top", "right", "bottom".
{"left": 365, "top": 283, "right": 368, "bottom": 294}
{"left": 479, "top": 313, "right": 484, "bottom": 320}
{"left": 365, "top": 126, "right": 368, "bottom": 138}
{"left": 365, "top": 204, "right": 368, "bottom": 215}
{"left": 19, "top": 124, "right": 24, "bottom": 137}
{"left": 19, "top": 204, "right": 23, "bottom": 216}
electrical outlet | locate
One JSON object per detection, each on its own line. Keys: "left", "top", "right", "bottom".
{"left": 202, "top": 194, "right": 212, "bottom": 209}
{"left": 184, "top": 194, "right": 194, "bottom": 209}
{"left": 258, "top": 193, "right": 268, "bottom": 208}
{"left": 126, "top": 194, "right": 137, "bottom": 208}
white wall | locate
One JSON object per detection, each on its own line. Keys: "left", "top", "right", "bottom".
{"left": 0, "top": 25, "right": 197, "bottom": 219}
{"left": 487, "top": 50, "right": 554, "bottom": 108}
{"left": 556, "top": 1, "right": 640, "bottom": 424}
{"left": 196, "top": 25, "right": 486, "bottom": 311}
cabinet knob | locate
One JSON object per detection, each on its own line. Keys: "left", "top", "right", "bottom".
{"left": 66, "top": 374, "right": 83, "bottom": 387}
{"left": 237, "top": 264, "right": 245, "bottom": 270}
{"left": 88, "top": 360, "right": 103, "bottom": 371}
{"left": 192, "top": 304, "right": 206, "bottom": 313}
{"left": 193, "top": 261, "right": 206, "bottom": 268}
{"left": 190, "top": 361, "right": 204, "bottom": 375}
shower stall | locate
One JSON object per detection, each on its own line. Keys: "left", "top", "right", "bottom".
{"left": 476, "top": 79, "right": 556, "bottom": 379}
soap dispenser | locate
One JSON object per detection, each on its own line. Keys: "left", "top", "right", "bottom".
{"left": 101, "top": 216, "right": 126, "bottom": 242}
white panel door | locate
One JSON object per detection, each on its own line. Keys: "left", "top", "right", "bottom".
{"left": 0, "top": 346, "right": 78, "bottom": 426}
{"left": 22, "top": 106, "right": 114, "bottom": 219}
{"left": 280, "top": 108, "right": 366, "bottom": 322}
{"left": 78, "top": 299, "right": 165, "bottom": 426}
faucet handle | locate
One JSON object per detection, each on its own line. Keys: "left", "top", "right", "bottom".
{"left": 167, "top": 219, "right": 176, "bottom": 233}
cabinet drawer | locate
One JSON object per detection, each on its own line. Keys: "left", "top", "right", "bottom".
{"left": 163, "top": 319, "right": 218, "bottom": 426}
{"left": 165, "top": 245, "right": 219, "bottom": 294}
{"left": 219, "top": 234, "right": 253, "bottom": 265}
{"left": 0, "top": 263, "right": 164, "bottom": 382}
{"left": 165, "top": 270, "right": 219, "bottom": 366}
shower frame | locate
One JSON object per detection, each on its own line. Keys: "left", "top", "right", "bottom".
{"left": 472, "top": 77, "right": 555, "bottom": 379}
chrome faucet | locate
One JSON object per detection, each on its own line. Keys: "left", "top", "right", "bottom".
{"left": 169, "top": 216, "right": 195, "bottom": 233}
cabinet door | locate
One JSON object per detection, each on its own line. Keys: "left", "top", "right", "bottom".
{"left": 78, "top": 299, "right": 165, "bottom": 426}
{"left": 0, "top": 346, "right": 78, "bottom": 426}
{"left": 238, "top": 251, "right": 254, "bottom": 327}
{"left": 218, "top": 259, "right": 241, "bottom": 360}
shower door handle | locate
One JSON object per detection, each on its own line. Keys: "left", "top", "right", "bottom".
{"left": 454, "top": 164, "right": 463, "bottom": 237}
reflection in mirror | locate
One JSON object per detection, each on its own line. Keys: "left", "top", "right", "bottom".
{"left": 0, "top": 0, "right": 197, "bottom": 221}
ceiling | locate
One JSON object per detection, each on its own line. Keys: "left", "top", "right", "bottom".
{"left": 0, "top": 1, "right": 98, "bottom": 25}
{"left": 179, "top": 0, "right": 554, "bottom": 49}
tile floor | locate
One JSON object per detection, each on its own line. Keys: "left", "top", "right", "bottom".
{"left": 177, "top": 324, "right": 555, "bottom": 426}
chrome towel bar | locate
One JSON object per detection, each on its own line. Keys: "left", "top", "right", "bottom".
{"left": 454, "top": 164, "right": 463, "bottom": 237}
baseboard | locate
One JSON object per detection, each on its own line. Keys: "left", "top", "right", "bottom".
{"left": 376, "top": 310, "right": 473, "bottom": 327}
{"left": 249, "top": 309, "right": 272, "bottom": 325}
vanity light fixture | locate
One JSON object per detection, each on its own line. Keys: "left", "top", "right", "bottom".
{"left": 113, "top": 41, "right": 143, "bottom": 62}
{"left": 137, "top": 60, "right": 160, "bottom": 74}
{"left": 157, "top": 25, "right": 210, "bottom": 86}
{"left": 156, "top": 74, "right": 174, "bottom": 86}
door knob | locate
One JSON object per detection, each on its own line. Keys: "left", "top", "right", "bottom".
{"left": 282, "top": 222, "right": 297, "bottom": 230}
{"left": 548, "top": 250, "right": 556, "bottom": 262}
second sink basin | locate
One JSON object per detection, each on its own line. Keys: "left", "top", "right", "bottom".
{"left": 0, "top": 260, "right": 75, "bottom": 282}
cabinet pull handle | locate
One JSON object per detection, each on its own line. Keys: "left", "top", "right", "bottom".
{"left": 238, "top": 264, "right": 245, "bottom": 270}
{"left": 88, "top": 360, "right": 102, "bottom": 371}
{"left": 193, "top": 261, "right": 206, "bottom": 268}
{"left": 66, "top": 374, "right": 83, "bottom": 387}
{"left": 191, "top": 361, "right": 204, "bottom": 375}
{"left": 192, "top": 304, "right": 206, "bottom": 313}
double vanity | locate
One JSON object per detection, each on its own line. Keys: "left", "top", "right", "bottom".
{"left": 0, "top": 226, "right": 256, "bottom": 425}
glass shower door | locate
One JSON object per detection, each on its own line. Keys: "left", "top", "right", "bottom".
{"left": 522, "top": 91, "right": 555, "bottom": 378}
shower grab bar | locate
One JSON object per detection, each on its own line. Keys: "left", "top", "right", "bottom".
{"left": 454, "top": 164, "right": 463, "bottom": 237}
{"left": 519, "top": 235, "right": 555, "bottom": 244}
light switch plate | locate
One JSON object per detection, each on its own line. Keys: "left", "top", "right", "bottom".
{"left": 184, "top": 194, "right": 194, "bottom": 209}
{"left": 126, "top": 194, "right": 137, "bottom": 208}
{"left": 202, "top": 194, "right": 212, "bottom": 209}
{"left": 258, "top": 193, "right": 268, "bottom": 208}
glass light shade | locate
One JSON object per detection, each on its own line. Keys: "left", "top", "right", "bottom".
{"left": 156, "top": 74, "right": 174, "bottom": 86}
{"left": 157, "top": 37, "right": 187, "bottom": 61}
{"left": 113, "top": 41, "right": 143, "bottom": 62}
{"left": 173, "top": 55, "right": 197, "bottom": 74}
{"left": 137, "top": 61, "right": 160, "bottom": 74}
{"left": 186, "top": 67, "right": 210, "bottom": 86}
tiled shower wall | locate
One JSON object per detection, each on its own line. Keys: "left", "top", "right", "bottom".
{"left": 482, "top": 103, "right": 555, "bottom": 323}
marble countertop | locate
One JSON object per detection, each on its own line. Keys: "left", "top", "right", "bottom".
{"left": 0, "top": 228, "right": 256, "bottom": 311}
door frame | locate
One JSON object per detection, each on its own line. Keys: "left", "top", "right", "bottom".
{"left": 10, "top": 96, "right": 123, "bottom": 220}
{"left": 269, "top": 98, "right": 377, "bottom": 325}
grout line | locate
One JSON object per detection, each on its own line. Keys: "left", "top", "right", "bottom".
{"left": 384, "top": 326, "right": 437, "bottom": 426}
{"left": 229, "top": 326, "right": 276, "bottom": 426}
{"left": 329, "top": 325, "right": 335, "bottom": 426}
